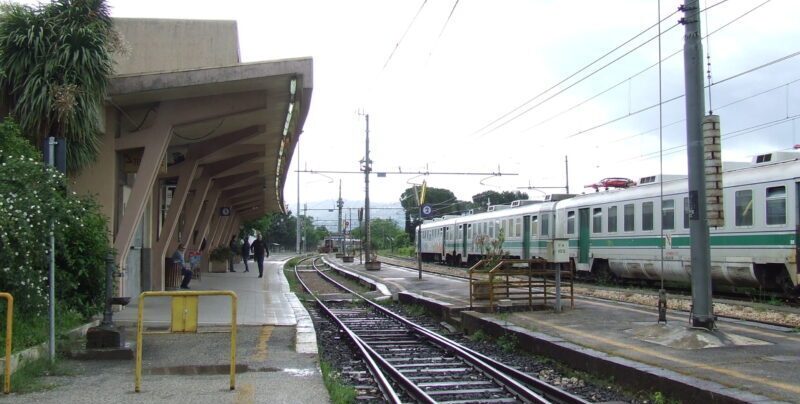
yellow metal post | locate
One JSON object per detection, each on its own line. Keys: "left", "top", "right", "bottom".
{"left": 0, "top": 293, "right": 12, "bottom": 394}
{"left": 135, "top": 290, "right": 238, "bottom": 393}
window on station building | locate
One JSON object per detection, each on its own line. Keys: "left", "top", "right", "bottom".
{"left": 624, "top": 203, "right": 635, "bottom": 231}
{"left": 608, "top": 206, "right": 617, "bottom": 233}
{"left": 592, "top": 208, "right": 602, "bottom": 233}
{"left": 662, "top": 199, "right": 675, "bottom": 230}
{"left": 642, "top": 201, "right": 654, "bottom": 231}
{"left": 567, "top": 211, "right": 576, "bottom": 234}
{"left": 766, "top": 186, "right": 786, "bottom": 225}
{"left": 735, "top": 190, "right": 753, "bottom": 226}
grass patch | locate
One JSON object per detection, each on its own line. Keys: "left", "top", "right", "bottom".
{"left": 9, "top": 355, "right": 77, "bottom": 393}
{"left": 404, "top": 303, "right": 427, "bottom": 317}
{"left": 468, "top": 329, "right": 488, "bottom": 342}
{"left": 0, "top": 306, "right": 86, "bottom": 356}
{"left": 496, "top": 333, "right": 518, "bottom": 352}
{"left": 319, "top": 360, "right": 357, "bottom": 404}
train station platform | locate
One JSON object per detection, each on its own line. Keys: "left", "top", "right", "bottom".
{"left": 6, "top": 255, "right": 329, "bottom": 404}
{"left": 324, "top": 255, "right": 799, "bottom": 404}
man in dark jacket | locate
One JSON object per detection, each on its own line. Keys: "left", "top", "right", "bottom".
{"left": 250, "top": 233, "right": 270, "bottom": 278}
{"left": 241, "top": 237, "right": 251, "bottom": 272}
{"left": 228, "top": 235, "right": 238, "bottom": 272}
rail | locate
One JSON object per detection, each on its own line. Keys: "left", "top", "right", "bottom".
{"left": 305, "top": 257, "right": 589, "bottom": 404}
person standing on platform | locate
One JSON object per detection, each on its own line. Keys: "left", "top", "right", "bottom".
{"left": 172, "top": 244, "right": 193, "bottom": 289}
{"left": 241, "top": 236, "right": 251, "bottom": 272}
{"left": 250, "top": 232, "right": 270, "bottom": 278}
{"left": 228, "top": 235, "right": 238, "bottom": 272}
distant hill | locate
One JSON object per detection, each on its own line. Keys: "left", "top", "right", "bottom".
{"left": 297, "top": 199, "right": 405, "bottom": 232}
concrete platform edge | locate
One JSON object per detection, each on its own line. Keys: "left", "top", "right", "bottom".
{"left": 398, "top": 291, "right": 786, "bottom": 404}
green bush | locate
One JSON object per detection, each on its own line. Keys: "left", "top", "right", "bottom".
{"left": 0, "top": 118, "right": 112, "bottom": 317}
{"left": 209, "top": 245, "right": 232, "bottom": 263}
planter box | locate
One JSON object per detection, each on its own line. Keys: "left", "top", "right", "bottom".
{"left": 471, "top": 283, "right": 508, "bottom": 300}
{"left": 342, "top": 256, "right": 354, "bottom": 263}
{"left": 335, "top": 253, "right": 344, "bottom": 258}
{"left": 210, "top": 261, "right": 228, "bottom": 273}
{"left": 365, "top": 261, "right": 381, "bottom": 271}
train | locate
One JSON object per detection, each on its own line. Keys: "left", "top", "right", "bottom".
{"left": 319, "top": 236, "right": 362, "bottom": 253}
{"left": 417, "top": 150, "right": 799, "bottom": 293}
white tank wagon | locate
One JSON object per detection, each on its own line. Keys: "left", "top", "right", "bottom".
{"left": 417, "top": 150, "right": 799, "bottom": 293}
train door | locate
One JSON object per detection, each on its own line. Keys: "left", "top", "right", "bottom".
{"left": 441, "top": 226, "right": 447, "bottom": 262}
{"left": 461, "top": 224, "right": 468, "bottom": 262}
{"left": 796, "top": 183, "right": 800, "bottom": 280}
{"left": 578, "top": 208, "right": 590, "bottom": 263}
{"left": 522, "top": 215, "right": 531, "bottom": 259}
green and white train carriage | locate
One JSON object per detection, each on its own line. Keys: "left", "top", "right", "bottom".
{"left": 417, "top": 150, "right": 800, "bottom": 292}
{"left": 554, "top": 150, "right": 799, "bottom": 292}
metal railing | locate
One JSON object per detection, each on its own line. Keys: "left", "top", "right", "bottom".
{"left": 0, "top": 293, "right": 12, "bottom": 394}
{"left": 134, "top": 290, "right": 237, "bottom": 392}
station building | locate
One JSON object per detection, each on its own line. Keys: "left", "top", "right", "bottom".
{"left": 67, "top": 18, "right": 313, "bottom": 297}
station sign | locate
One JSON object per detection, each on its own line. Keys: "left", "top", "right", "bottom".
{"left": 420, "top": 204, "right": 433, "bottom": 218}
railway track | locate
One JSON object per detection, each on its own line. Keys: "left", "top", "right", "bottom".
{"left": 294, "top": 256, "right": 590, "bottom": 404}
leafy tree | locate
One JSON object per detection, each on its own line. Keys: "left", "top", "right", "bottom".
{"left": 351, "top": 218, "right": 407, "bottom": 251}
{"left": 266, "top": 213, "right": 296, "bottom": 251}
{"left": 0, "top": 118, "right": 113, "bottom": 315}
{"left": 0, "top": 0, "right": 120, "bottom": 174}
{"left": 471, "top": 190, "right": 529, "bottom": 210}
{"left": 399, "top": 186, "right": 469, "bottom": 241}
{"left": 241, "top": 215, "right": 273, "bottom": 240}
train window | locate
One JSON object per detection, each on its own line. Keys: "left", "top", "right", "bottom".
{"left": 468, "top": 224, "right": 473, "bottom": 238}
{"left": 624, "top": 204, "right": 635, "bottom": 231}
{"left": 642, "top": 201, "right": 654, "bottom": 231}
{"left": 608, "top": 206, "right": 617, "bottom": 232}
{"left": 766, "top": 186, "right": 786, "bottom": 225}
{"left": 531, "top": 216, "right": 539, "bottom": 236}
{"left": 567, "top": 211, "right": 576, "bottom": 234}
{"left": 735, "top": 190, "right": 754, "bottom": 226}
{"left": 515, "top": 218, "right": 522, "bottom": 237}
{"left": 542, "top": 214, "right": 550, "bottom": 236}
{"left": 683, "top": 197, "right": 690, "bottom": 229}
{"left": 592, "top": 208, "right": 602, "bottom": 233}
{"left": 662, "top": 199, "right": 675, "bottom": 230}
{"left": 489, "top": 221, "right": 495, "bottom": 238}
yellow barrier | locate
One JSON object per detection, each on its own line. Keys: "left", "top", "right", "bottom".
{"left": 135, "top": 290, "right": 237, "bottom": 393}
{"left": 0, "top": 293, "right": 12, "bottom": 394}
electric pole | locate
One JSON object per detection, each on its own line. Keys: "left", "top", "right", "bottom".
{"left": 682, "top": 0, "right": 714, "bottom": 330}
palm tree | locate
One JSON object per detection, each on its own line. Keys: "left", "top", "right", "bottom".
{"left": 0, "top": 0, "right": 117, "bottom": 174}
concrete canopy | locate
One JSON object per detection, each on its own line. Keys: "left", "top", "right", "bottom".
{"left": 104, "top": 56, "right": 312, "bottom": 292}
{"left": 109, "top": 58, "right": 313, "bottom": 216}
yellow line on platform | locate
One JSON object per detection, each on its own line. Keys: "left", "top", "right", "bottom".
{"left": 521, "top": 314, "right": 800, "bottom": 395}
{"left": 250, "top": 326, "right": 273, "bottom": 361}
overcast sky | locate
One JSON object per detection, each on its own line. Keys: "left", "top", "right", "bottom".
{"left": 22, "top": 0, "right": 800, "bottom": 213}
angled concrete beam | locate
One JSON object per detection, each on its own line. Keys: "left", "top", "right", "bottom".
{"left": 114, "top": 93, "right": 267, "bottom": 151}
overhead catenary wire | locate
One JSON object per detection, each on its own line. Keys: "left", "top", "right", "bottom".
{"left": 381, "top": 0, "right": 428, "bottom": 71}
{"left": 471, "top": 7, "right": 682, "bottom": 138}
{"left": 520, "top": 0, "right": 775, "bottom": 137}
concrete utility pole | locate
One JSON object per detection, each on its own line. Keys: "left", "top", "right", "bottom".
{"left": 362, "top": 114, "right": 373, "bottom": 264}
{"left": 296, "top": 143, "right": 301, "bottom": 254}
{"left": 337, "top": 180, "right": 343, "bottom": 252}
{"left": 682, "top": 0, "right": 714, "bottom": 330}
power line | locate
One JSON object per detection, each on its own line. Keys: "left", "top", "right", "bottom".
{"left": 519, "top": 0, "right": 774, "bottom": 137}
{"left": 471, "top": 8, "right": 681, "bottom": 138}
{"left": 382, "top": 0, "right": 428, "bottom": 71}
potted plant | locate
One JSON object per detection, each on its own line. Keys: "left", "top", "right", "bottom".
{"left": 209, "top": 245, "right": 232, "bottom": 273}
